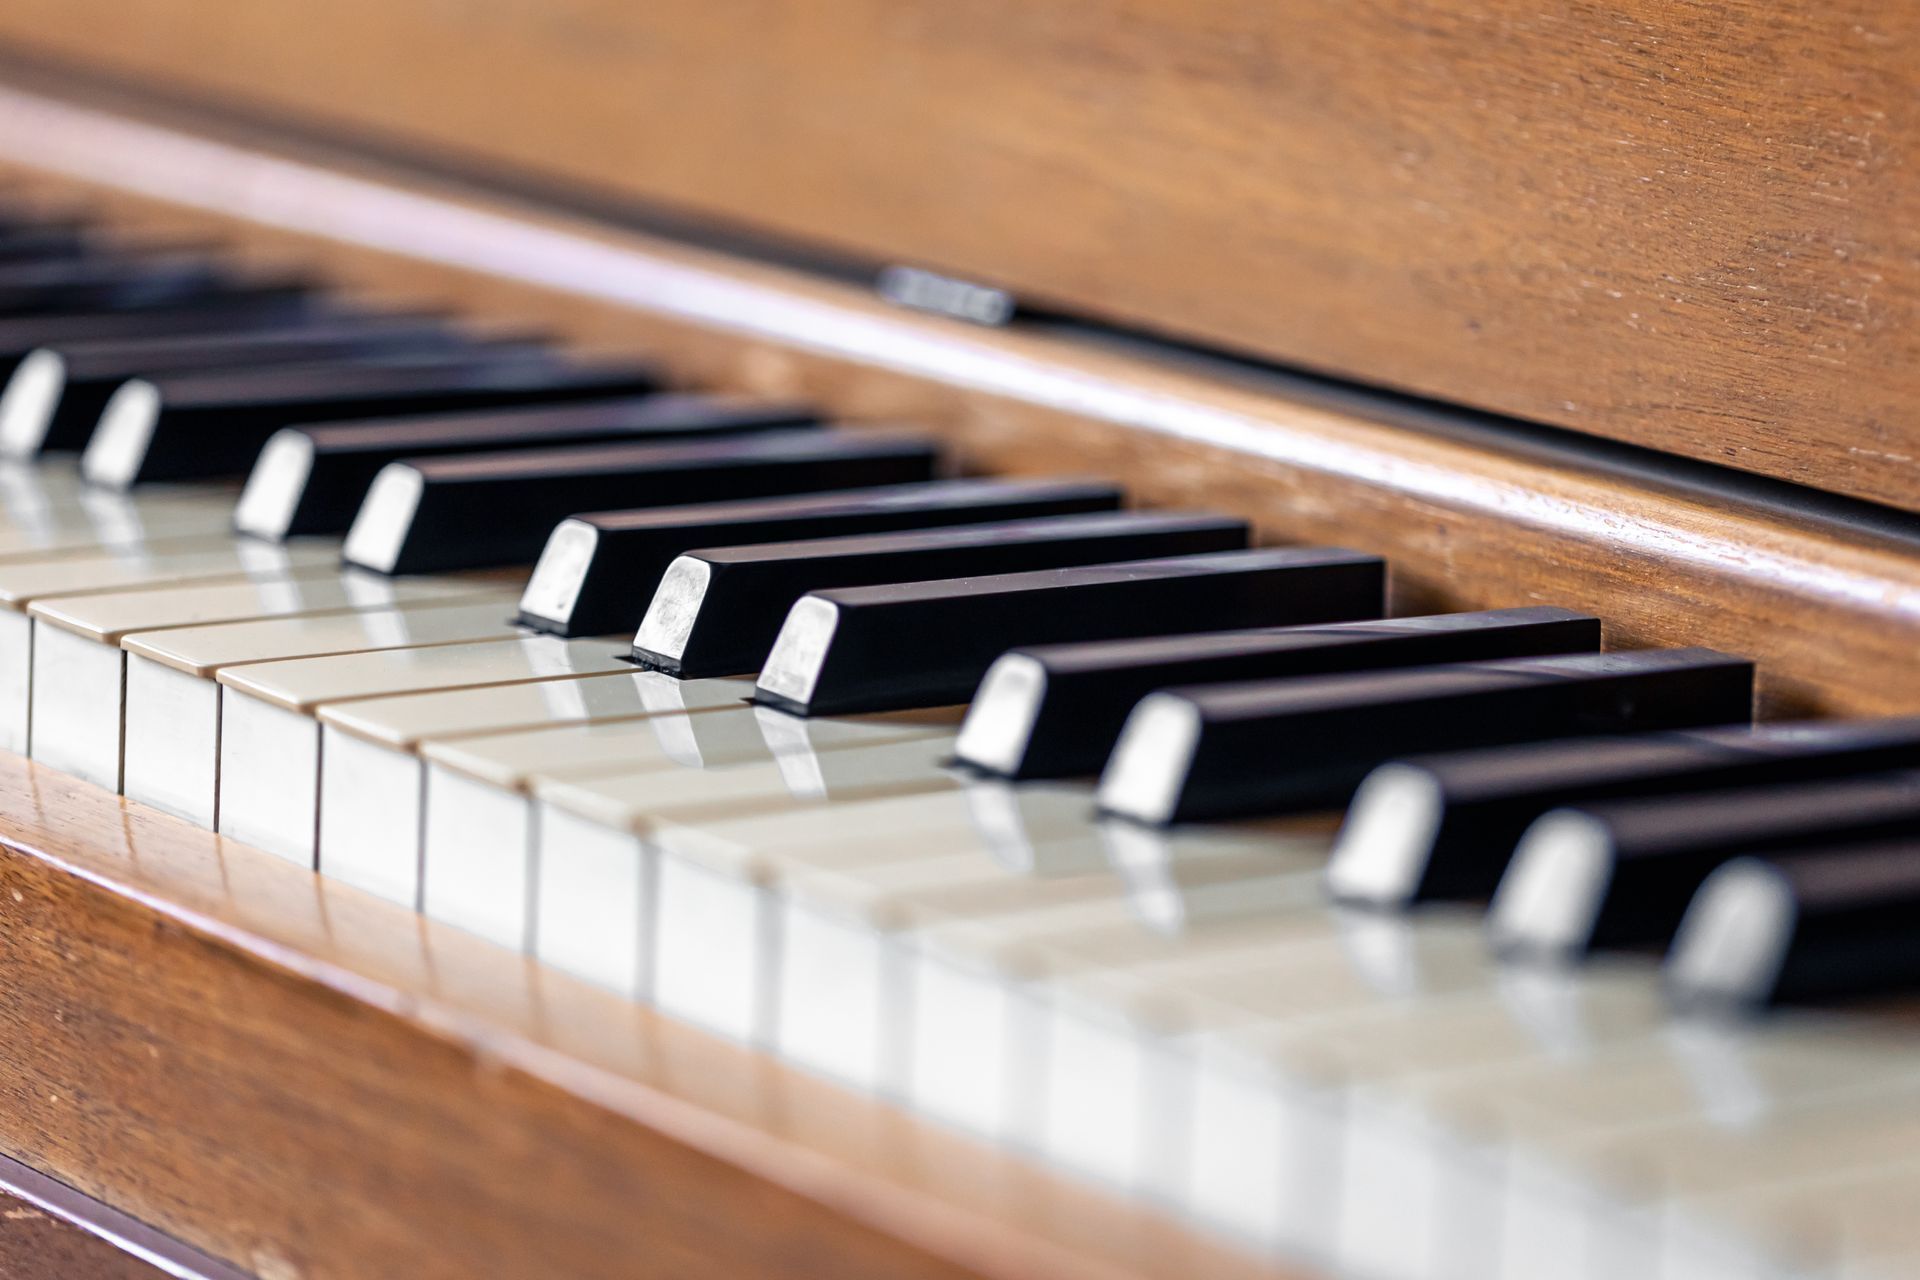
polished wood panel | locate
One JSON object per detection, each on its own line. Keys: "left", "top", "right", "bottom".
{"left": 0, "top": 754, "right": 1288, "bottom": 1280}
{"left": 0, "top": 1152, "right": 247, "bottom": 1280}
{"left": 0, "top": 4, "right": 1914, "bottom": 510}
{"left": 0, "top": 79, "right": 1913, "bottom": 718}
{"left": 0, "top": 1187, "right": 175, "bottom": 1280}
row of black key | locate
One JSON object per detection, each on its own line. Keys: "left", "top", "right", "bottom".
{"left": 1, "top": 206, "right": 1909, "bottom": 1021}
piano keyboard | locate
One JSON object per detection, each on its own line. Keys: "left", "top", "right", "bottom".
{"left": 2, "top": 205, "right": 1919, "bottom": 1280}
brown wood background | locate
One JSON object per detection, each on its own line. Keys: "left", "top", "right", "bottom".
{"left": 0, "top": 2, "right": 1915, "bottom": 512}
{"left": 3, "top": 77, "right": 1918, "bottom": 719}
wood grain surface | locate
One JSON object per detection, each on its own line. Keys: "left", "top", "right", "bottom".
{"left": 0, "top": 3, "right": 1915, "bottom": 510}
{"left": 0, "top": 78, "right": 1914, "bottom": 718}
{"left": 0, "top": 753, "right": 1295, "bottom": 1280}
{"left": 0, "top": 1188, "right": 172, "bottom": 1280}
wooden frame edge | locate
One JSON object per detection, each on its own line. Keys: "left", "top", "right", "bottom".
{"left": 0, "top": 77, "right": 1911, "bottom": 715}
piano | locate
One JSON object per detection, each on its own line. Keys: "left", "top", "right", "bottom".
{"left": 0, "top": 7, "right": 1911, "bottom": 1279}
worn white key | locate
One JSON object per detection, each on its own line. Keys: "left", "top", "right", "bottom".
{"left": 416, "top": 703, "right": 958, "bottom": 947}
{"left": 0, "top": 491, "right": 234, "bottom": 557}
{"left": 531, "top": 786, "right": 1030, "bottom": 1043}
{"left": 983, "top": 908, "right": 1602, "bottom": 1265}
{"left": 423, "top": 702, "right": 963, "bottom": 790}
{"left": 217, "top": 633, "right": 633, "bottom": 866}
{"left": 1390, "top": 1009, "right": 1920, "bottom": 1280}
{"left": 322, "top": 670, "right": 754, "bottom": 910}
{"left": 120, "top": 597, "right": 523, "bottom": 827}
{"left": 1671, "top": 1156, "right": 1920, "bottom": 1280}
{"left": 28, "top": 568, "right": 488, "bottom": 792}
{"left": 1570, "top": 1082, "right": 1920, "bottom": 1280}
{"left": 1174, "top": 963, "right": 1666, "bottom": 1277}
{"left": 0, "top": 538, "right": 336, "bottom": 755}
{"left": 774, "top": 808, "right": 1318, "bottom": 1101}
{"left": 0, "top": 463, "right": 225, "bottom": 527}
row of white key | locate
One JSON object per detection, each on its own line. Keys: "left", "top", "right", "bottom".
{"left": 398, "top": 700, "right": 1920, "bottom": 1280}
{"left": 0, "top": 462, "right": 1915, "bottom": 1279}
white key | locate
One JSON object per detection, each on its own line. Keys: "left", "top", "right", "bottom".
{"left": 421, "top": 702, "right": 963, "bottom": 789}
{"left": 323, "top": 671, "right": 751, "bottom": 910}
{"left": 531, "top": 787, "right": 1024, "bottom": 1045}
{"left": 28, "top": 568, "right": 486, "bottom": 792}
{"left": 0, "top": 491, "right": 233, "bottom": 557}
{"left": 217, "top": 634, "right": 631, "bottom": 866}
{"left": 778, "top": 811, "right": 1316, "bottom": 1101}
{"left": 1391, "top": 1009, "right": 1920, "bottom": 1280}
{"left": 121, "top": 598, "right": 523, "bottom": 827}
{"left": 1671, "top": 1157, "right": 1920, "bottom": 1280}
{"left": 0, "top": 539, "right": 336, "bottom": 755}
{"left": 419, "top": 704, "right": 960, "bottom": 951}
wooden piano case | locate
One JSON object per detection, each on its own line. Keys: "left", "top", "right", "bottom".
{"left": 0, "top": 6, "right": 1913, "bottom": 1277}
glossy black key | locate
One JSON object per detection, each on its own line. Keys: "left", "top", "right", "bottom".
{"left": 343, "top": 429, "right": 943, "bottom": 575}
{"left": 1097, "top": 649, "right": 1753, "bottom": 825}
{"left": 634, "top": 511, "right": 1251, "bottom": 678}
{"left": 1488, "top": 770, "right": 1920, "bottom": 963}
{"left": 517, "top": 477, "right": 1123, "bottom": 638}
{"left": 753, "top": 547, "right": 1386, "bottom": 717}
{"left": 79, "top": 353, "right": 657, "bottom": 488}
{"left": 235, "top": 393, "right": 820, "bottom": 541}
{"left": 0, "top": 221, "right": 90, "bottom": 262}
{"left": 1328, "top": 715, "right": 1920, "bottom": 909}
{"left": 0, "top": 312, "right": 474, "bottom": 457}
{"left": 0, "top": 252, "right": 234, "bottom": 316}
{"left": 0, "top": 285, "right": 320, "bottom": 374}
{"left": 955, "top": 607, "right": 1602, "bottom": 780}
{"left": 1669, "top": 840, "right": 1920, "bottom": 1011}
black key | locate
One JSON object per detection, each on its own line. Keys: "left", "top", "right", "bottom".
{"left": 0, "top": 221, "right": 90, "bottom": 262}
{"left": 1328, "top": 716, "right": 1920, "bottom": 909}
{"left": 343, "top": 429, "right": 944, "bottom": 575}
{"left": 954, "top": 607, "right": 1602, "bottom": 780}
{"left": 0, "top": 252, "right": 235, "bottom": 316}
{"left": 234, "top": 393, "right": 820, "bottom": 541}
{"left": 0, "top": 313, "right": 475, "bottom": 456}
{"left": 79, "top": 353, "right": 658, "bottom": 488}
{"left": 634, "top": 511, "right": 1251, "bottom": 678}
{"left": 0, "top": 285, "right": 321, "bottom": 374}
{"left": 1487, "top": 770, "right": 1920, "bottom": 963}
{"left": 752, "top": 547, "right": 1386, "bottom": 717}
{"left": 517, "top": 477, "right": 1123, "bottom": 638}
{"left": 1097, "top": 649, "right": 1753, "bottom": 825}
{"left": 1668, "top": 841, "right": 1920, "bottom": 1011}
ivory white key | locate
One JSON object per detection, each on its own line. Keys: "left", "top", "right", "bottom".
{"left": 120, "top": 597, "right": 523, "bottom": 827}
{"left": 422, "top": 703, "right": 964, "bottom": 790}
{"left": 28, "top": 568, "right": 490, "bottom": 791}
{"left": 1668, "top": 1156, "right": 1920, "bottom": 1280}
{"left": 897, "top": 854, "right": 1333, "bottom": 1150}
{"left": 1024, "top": 916, "right": 1504, "bottom": 1214}
{"left": 0, "top": 538, "right": 336, "bottom": 753}
{"left": 417, "top": 704, "right": 962, "bottom": 947}
{"left": 320, "top": 670, "right": 755, "bottom": 909}
{"left": 1395, "top": 1014, "right": 1920, "bottom": 1280}
{"left": 529, "top": 786, "right": 1084, "bottom": 1042}
{"left": 1554, "top": 1081, "right": 1920, "bottom": 1280}
{"left": 0, "top": 458, "right": 235, "bottom": 527}
{"left": 216, "top": 633, "right": 636, "bottom": 866}
{"left": 773, "top": 809, "right": 1321, "bottom": 1098}
{"left": 1008, "top": 921, "right": 1665, "bottom": 1278}
{"left": 1174, "top": 961, "right": 1667, "bottom": 1277}
{"left": 0, "top": 484, "right": 234, "bottom": 555}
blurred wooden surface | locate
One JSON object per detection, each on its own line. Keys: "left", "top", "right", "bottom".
{"left": 0, "top": 78, "right": 1915, "bottom": 718}
{"left": 0, "top": 3, "right": 1915, "bottom": 511}
{"left": 0, "top": 1188, "right": 167, "bottom": 1280}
